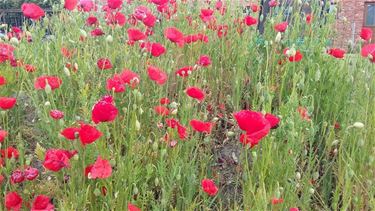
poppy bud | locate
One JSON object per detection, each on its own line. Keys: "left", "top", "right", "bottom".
{"left": 106, "top": 35, "right": 113, "bottom": 43}
{"left": 135, "top": 119, "right": 141, "bottom": 131}
{"left": 10, "top": 37, "right": 19, "bottom": 45}
{"left": 133, "top": 186, "right": 139, "bottom": 195}
{"left": 80, "top": 29, "right": 87, "bottom": 38}
{"left": 176, "top": 174, "right": 181, "bottom": 181}
{"left": 171, "top": 109, "right": 178, "bottom": 115}
{"left": 227, "top": 131, "right": 235, "bottom": 137}
{"left": 45, "top": 84, "right": 52, "bottom": 94}
{"left": 352, "top": 122, "right": 364, "bottom": 128}
{"left": 25, "top": 31, "right": 32, "bottom": 37}
{"left": 63, "top": 67, "right": 71, "bottom": 77}
{"left": 94, "top": 188, "right": 101, "bottom": 196}
{"left": 275, "top": 32, "right": 282, "bottom": 43}
{"left": 309, "top": 188, "right": 315, "bottom": 194}
{"left": 170, "top": 102, "right": 179, "bottom": 109}
{"left": 295, "top": 172, "right": 301, "bottom": 180}
{"left": 44, "top": 101, "right": 51, "bottom": 106}
{"left": 331, "top": 139, "right": 339, "bottom": 146}
{"left": 154, "top": 177, "right": 160, "bottom": 186}
{"left": 152, "top": 141, "right": 158, "bottom": 151}
{"left": 138, "top": 107, "right": 144, "bottom": 115}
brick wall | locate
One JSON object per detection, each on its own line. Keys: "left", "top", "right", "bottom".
{"left": 335, "top": 0, "right": 375, "bottom": 49}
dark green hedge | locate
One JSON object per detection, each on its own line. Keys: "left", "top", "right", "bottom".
{"left": 0, "top": 0, "right": 60, "bottom": 9}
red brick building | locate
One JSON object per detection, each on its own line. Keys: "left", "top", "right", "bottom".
{"left": 336, "top": 0, "right": 375, "bottom": 48}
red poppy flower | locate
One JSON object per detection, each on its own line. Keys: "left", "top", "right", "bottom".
{"left": 64, "top": 0, "right": 78, "bottom": 10}
{"left": 97, "top": 58, "right": 112, "bottom": 70}
{"left": 154, "top": 106, "right": 169, "bottom": 116}
{"left": 0, "top": 97, "right": 17, "bottom": 110}
{"left": 196, "top": 55, "right": 212, "bottom": 67}
{"left": 61, "top": 47, "right": 76, "bottom": 59}
{"left": 234, "top": 110, "right": 271, "bottom": 147}
{"left": 128, "top": 203, "right": 141, "bottom": 211}
{"left": 43, "top": 149, "right": 76, "bottom": 172}
{"left": 24, "top": 167, "right": 39, "bottom": 180}
{"left": 79, "top": 0, "right": 96, "bottom": 12}
{"left": 50, "top": 109, "right": 64, "bottom": 120}
{"left": 361, "top": 44, "right": 375, "bottom": 63}
{"left": 201, "top": 179, "right": 218, "bottom": 196}
{"left": 142, "top": 13, "right": 156, "bottom": 27}
{"left": 186, "top": 86, "right": 205, "bottom": 102}
{"left": 107, "top": 0, "right": 122, "bottom": 9}
{"left": 244, "top": 15, "right": 257, "bottom": 26}
{"left": 86, "top": 16, "right": 98, "bottom": 26}
{"left": 264, "top": 113, "right": 280, "bottom": 129}
{"left": 160, "top": 97, "right": 170, "bottom": 105}
{"left": 177, "top": 124, "right": 188, "bottom": 139}
{"left": 21, "top": 3, "right": 45, "bottom": 20}
{"left": 5, "top": 192, "right": 23, "bottom": 211}
{"left": 176, "top": 66, "right": 194, "bottom": 77}
{"left": 34, "top": 76, "right": 62, "bottom": 90}
{"left": 31, "top": 195, "right": 54, "bottom": 211}
{"left": 217, "top": 25, "right": 228, "bottom": 38}
{"left": 128, "top": 28, "right": 147, "bottom": 42}
{"left": 297, "top": 106, "right": 311, "bottom": 121}
{"left": 290, "top": 207, "right": 300, "bottom": 211}
{"left": 306, "top": 14, "right": 313, "bottom": 24}
{"left": 106, "top": 74, "right": 126, "bottom": 92}
{"left": 0, "top": 75, "right": 6, "bottom": 86}
{"left": 190, "top": 119, "right": 213, "bottom": 134}
{"left": 11, "top": 170, "right": 25, "bottom": 184}
{"left": 88, "top": 156, "right": 112, "bottom": 179}
{"left": 250, "top": 4, "right": 260, "bottom": 12}
{"left": 61, "top": 127, "right": 80, "bottom": 140}
{"left": 139, "top": 42, "right": 166, "bottom": 57}
{"left": 360, "top": 27, "right": 373, "bottom": 42}
{"left": 274, "top": 21, "right": 288, "bottom": 32}
{"left": 0, "top": 130, "right": 8, "bottom": 143}
{"left": 78, "top": 123, "right": 103, "bottom": 145}
{"left": 327, "top": 48, "right": 345, "bottom": 59}
{"left": 0, "top": 43, "right": 15, "bottom": 63}
{"left": 92, "top": 95, "right": 118, "bottom": 124}
{"left": 120, "top": 69, "right": 140, "bottom": 88}
{"left": 91, "top": 28, "right": 105, "bottom": 36}
{"left": 271, "top": 197, "right": 284, "bottom": 205}
{"left": 1, "top": 146, "right": 19, "bottom": 159}
{"left": 283, "top": 48, "right": 303, "bottom": 62}
{"left": 164, "top": 27, "right": 185, "bottom": 47}
{"left": 134, "top": 5, "right": 151, "bottom": 20}
{"left": 114, "top": 12, "right": 126, "bottom": 26}
{"left": 200, "top": 9, "right": 215, "bottom": 23}
{"left": 147, "top": 65, "right": 168, "bottom": 85}
{"left": 269, "top": 0, "right": 279, "bottom": 7}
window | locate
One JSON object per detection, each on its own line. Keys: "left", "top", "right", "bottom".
{"left": 364, "top": 3, "right": 375, "bottom": 26}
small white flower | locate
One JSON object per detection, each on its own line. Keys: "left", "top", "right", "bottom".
{"left": 353, "top": 122, "right": 364, "bottom": 128}
{"left": 105, "top": 35, "right": 113, "bottom": 43}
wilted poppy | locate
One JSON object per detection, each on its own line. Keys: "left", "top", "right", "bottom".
{"left": 91, "top": 28, "right": 105, "bottom": 36}
{"left": 24, "top": 166, "right": 39, "bottom": 180}
{"left": 10, "top": 170, "right": 25, "bottom": 184}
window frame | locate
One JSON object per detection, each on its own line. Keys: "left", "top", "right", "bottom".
{"left": 364, "top": 2, "right": 375, "bottom": 27}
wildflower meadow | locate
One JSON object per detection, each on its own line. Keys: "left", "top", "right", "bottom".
{"left": 0, "top": 0, "right": 374, "bottom": 210}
